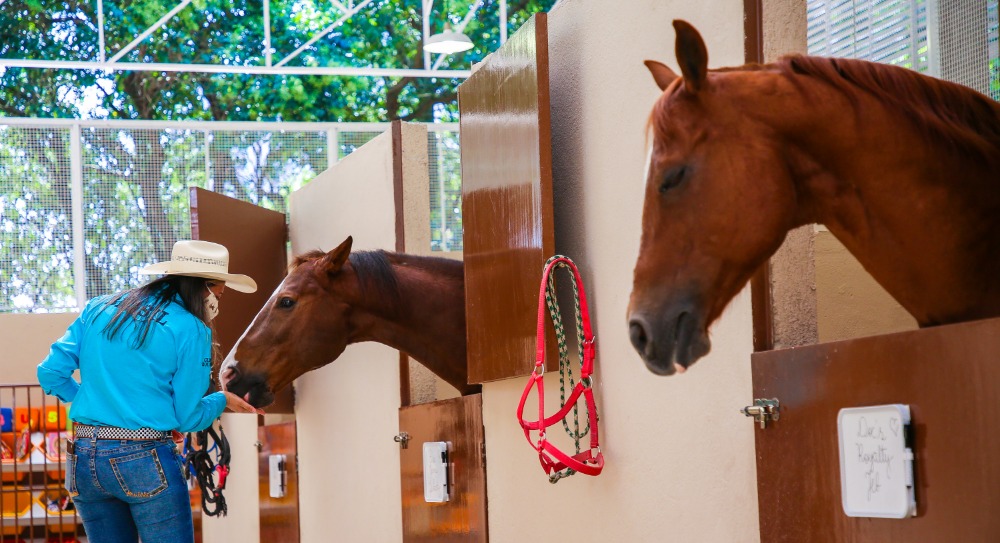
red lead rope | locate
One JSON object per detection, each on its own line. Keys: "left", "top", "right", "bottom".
{"left": 516, "top": 256, "right": 604, "bottom": 482}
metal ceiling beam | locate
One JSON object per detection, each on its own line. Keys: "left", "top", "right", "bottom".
{"left": 264, "top": 0, "right": 273, "bottom": 66}
{"left": 276, "top": 0, "right": 377, "bottom": 67}
{"left": 0, "top": 58, "right": 471, "bottom": 78}
{"left": 97, "top": 0, "right": 107, "bottom": 62}
{"left": 107, "top": 0, "right": 193, "bottom": 63}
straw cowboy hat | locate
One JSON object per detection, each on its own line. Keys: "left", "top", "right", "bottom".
{"left": 139, "top": 240, "right": 258, "bottom": 293}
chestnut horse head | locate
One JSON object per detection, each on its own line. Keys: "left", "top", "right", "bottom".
{"left": 221, "top": 236, "right": 474, "bottom": 407}
{"left": 628, "top": 21, "right": 1000, "bottom": 376}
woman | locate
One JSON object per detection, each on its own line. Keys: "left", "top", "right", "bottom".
{"left": 37, "top": 240, "right": 263, "bottom": 543}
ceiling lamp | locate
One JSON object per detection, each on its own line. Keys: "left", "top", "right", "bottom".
{"left": 424, "top": 23, "right": 474, "bottom": 55}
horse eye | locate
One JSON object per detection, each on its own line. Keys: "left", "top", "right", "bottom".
{"left": 278, "top": 297, "right": 295, "bottom": 309}
{"left": 659, "top": 165, "right": 688, "bottom": 194}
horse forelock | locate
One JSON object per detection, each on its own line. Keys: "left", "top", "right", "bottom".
{"left": 646, "top": 64, "right": 771, "bottom": 149}
{"left": 646, "top": 85, "right": 685, "bottom": 154}
{"left": 287, "top": 249, "right": 400, "bottom": 308}
{"left": 291, "top": 250, "right": 326, "bottom": 270}
{"left": 779, "top": 55, "right": 1000, "bottom": 162}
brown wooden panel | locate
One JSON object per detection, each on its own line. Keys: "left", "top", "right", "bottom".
{"left": 744, "top": 0, "right": 772, "bottom": 354}
{"left": 399, "top": 394, "right": 487, "bottom": 542}
{"left": 258, "top": 421, "right": 300, "bottom": 543}
{"left": 459, "top": 13, "right": 555, "bottom": 383}
{"left": 190, "top": 187, "right": 293, "bottom": 413}
{"left": 752, "top": 317, "right": 1000, "bottom": 542}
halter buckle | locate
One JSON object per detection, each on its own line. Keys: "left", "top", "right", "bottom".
{"left": 589, "top": 445, "right": 602, "bottom": 461}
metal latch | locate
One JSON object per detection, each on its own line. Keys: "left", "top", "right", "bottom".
{"left": 741, "top": 398, "right": 780, "bottom": 429}
{"left": 394, "top": 432, "right": 410, "bottom": 449}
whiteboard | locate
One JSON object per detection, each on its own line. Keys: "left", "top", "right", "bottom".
{"left": 837, "top": 404, "right": 916, "bottom": 519}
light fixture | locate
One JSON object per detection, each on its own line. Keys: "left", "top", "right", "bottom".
{"left": 424, "top": 23, "right": 474, "bottom": 55}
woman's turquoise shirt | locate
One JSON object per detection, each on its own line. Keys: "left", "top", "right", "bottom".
{"left": 37, "top": 295, "right": 227, "bottom": 433}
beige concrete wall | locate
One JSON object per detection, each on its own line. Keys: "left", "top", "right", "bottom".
{"left": 815, "top": 230, "right": 918, "bottom": 342}
{"left": 289, "top": 122, "right": 431, "bottom": 542}
{"left": 0, "top": 313, "right": 79, "bottom": 384}
{"left": 480, "top": 1, "right": 759, "bottom": 541}
{"left": 763, "top": 0, "right": 808, "bottom": 62}
{"left": 762, "top": 1, "right": 817, "bottom": 350}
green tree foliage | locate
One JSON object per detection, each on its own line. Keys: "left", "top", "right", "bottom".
{"left": 0, "top": 0, "right": 554, "bottom": 310}
{"left": 0, "top": 0, "right": 554, "bottom": 121}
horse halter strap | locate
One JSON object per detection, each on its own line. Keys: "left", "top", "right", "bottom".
{"left": 517, "top": 255, "right": 604, "bottom": 483}
{"left": 184, "top": 424, "right": 231, "bottom": 517}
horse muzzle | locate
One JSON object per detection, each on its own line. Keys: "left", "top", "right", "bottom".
{"left": 221, "top": 365, "right": 276, "bottom": 408}
{"left": 628, "top": 308, "right": 711, "bottom": 375}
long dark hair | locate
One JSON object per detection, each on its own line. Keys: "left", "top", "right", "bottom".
{"left": 102, "top": 275, "right": 212, "bottom": 349}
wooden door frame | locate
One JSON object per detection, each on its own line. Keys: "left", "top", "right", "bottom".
{"left": 744, "top": 0, "right": 774, "bottom": 353}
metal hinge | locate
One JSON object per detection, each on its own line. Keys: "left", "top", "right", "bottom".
{"left": 393, "top": 431, "right": 410, "bottom": 449}
{"left": 741, "top": 398, "right": 780, "bottom": 429}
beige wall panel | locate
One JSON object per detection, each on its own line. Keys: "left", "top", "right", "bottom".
{"left": 763, "top": 0, "right": 808, "bottom": 61}
{"left": 202, "top": 412, "right": 262, "bottom": 543}
{"left": 480, "top": 1, "right": 759, "bottom": 541}
{"left": 400, "top": 124, "right": 432, "bottom": 256}
{"left": 0, "top": 313, "right": 79, "bottom": 384}
{"left": 815, "top": 231, "right": 918, "bottom": 342}
{"left": 290, "top": 127, "right": 403, "bottom": 543}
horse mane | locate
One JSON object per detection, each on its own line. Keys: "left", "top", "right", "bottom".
{"left": 290, "top": 249, "right": 462, "bottom": 308}
{"left": 349, "top": 250, "right": 400, "bottom": 304}
{"left": 778, "top": 55, "right": 1000, "bottom": 161}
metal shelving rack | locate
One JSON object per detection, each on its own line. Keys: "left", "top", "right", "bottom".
{"left": 1, "top": 384, "right": 83, "bottom": 543}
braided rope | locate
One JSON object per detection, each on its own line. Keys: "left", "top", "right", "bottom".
{"left": 542, "top": 255, "right": 591, "bottom": 481}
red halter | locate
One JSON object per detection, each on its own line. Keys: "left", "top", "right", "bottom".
{"left": 516, "top": 256, "right": 604, "bottom": 482}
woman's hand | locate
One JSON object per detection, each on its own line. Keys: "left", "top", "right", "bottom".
{"left": 224, "top": 391, "right": 265, "bottom": 415}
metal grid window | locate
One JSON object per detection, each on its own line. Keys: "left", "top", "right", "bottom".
{"left": 808, "top": 0, "right": 932, "bottom": 71}
{"left": 429, "top": 130, "right": 462, "bottom": 252}
{"left": 0, "top": 120, "right": 460, "bottom": 313}
{"left": 0, "top": 127, "right": 76, "bottom": 312}
{"left": 808, "top": 0, "right": 1000, "bottom": 99}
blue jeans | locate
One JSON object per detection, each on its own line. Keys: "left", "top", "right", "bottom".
{"left": 66, "top": 436, "right": 194, "bottom": 543}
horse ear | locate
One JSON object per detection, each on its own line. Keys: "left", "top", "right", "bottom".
{"left": 673, "top": 20, "right": 708, "bottom": 93}
{"left": 644, "top": 60, "right": 679, "bottom": 91}
{"left": 319, "top": 236, "right": 353, "bottom": 274}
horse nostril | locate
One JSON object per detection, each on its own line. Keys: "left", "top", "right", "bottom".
{"left": 629, "top": 318, "right": 650, "bottom": 356}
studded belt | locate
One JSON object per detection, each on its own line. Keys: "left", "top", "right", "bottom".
{"left": 73, "top": 424, "right": 171, "bottom": 441}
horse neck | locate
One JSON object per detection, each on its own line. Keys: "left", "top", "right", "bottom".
{"left": 745, "top": 68, "right": 1000, "bottom": 325}
{"left": 347, "top": 254, "right": 472, "bottom": 393}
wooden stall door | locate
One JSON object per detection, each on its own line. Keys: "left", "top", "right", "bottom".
{"left": 258, "top": 422, "right": 300, "bottom": 543}
{"left": 459, "top": 13, "right": 557, "bottom": 383}
{"left": 751, "top": 317, "right": 1000, "bottom": 542}
{"left": 189, "top": 187, "right": 293, "bottom": 413}
{"left": 399, "top": 395, "right": 487, "bottom": 542}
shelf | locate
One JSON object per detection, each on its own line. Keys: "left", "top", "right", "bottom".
{"left": 1, "top": 461, "right": 66, "bottom": 474}
{"left": 1, "top": 515, "right": 81, "bottom": 528}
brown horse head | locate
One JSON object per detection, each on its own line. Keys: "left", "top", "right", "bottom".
{"left": 221, "top": 235, "right": 474, "bottom": 406}
{"left": 220, "top": 236, "right": 359, "bottom": 407}
{"left": 628, "top": 21, "right": 799, "bottom": 376}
